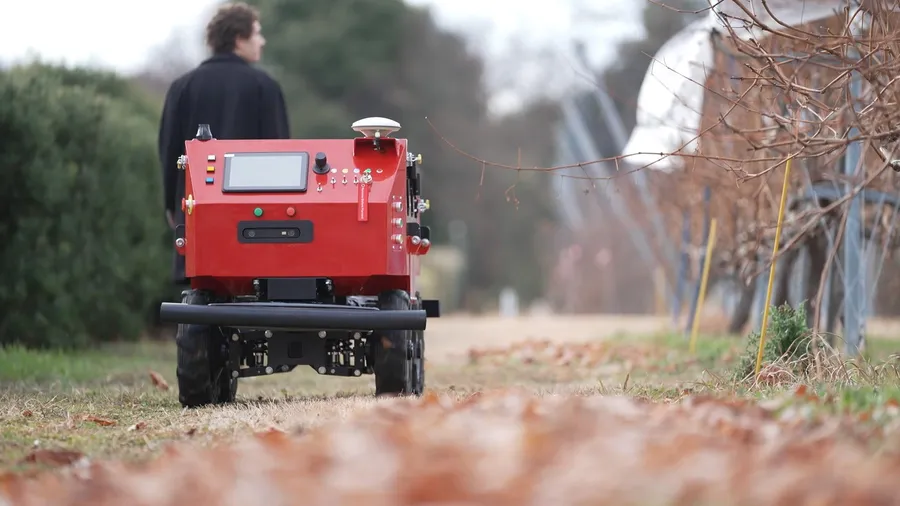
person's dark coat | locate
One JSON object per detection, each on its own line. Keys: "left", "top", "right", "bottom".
{"left": 157, "top": 51, "right": 291, "bottom": 284}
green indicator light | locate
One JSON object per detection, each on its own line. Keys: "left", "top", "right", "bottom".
{"left": 254, "top": 207, "right": 263, "bottom": 217}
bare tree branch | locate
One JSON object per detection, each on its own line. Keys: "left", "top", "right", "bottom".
{"left": 428, "top": 0, "right": 900, "bottom": 316}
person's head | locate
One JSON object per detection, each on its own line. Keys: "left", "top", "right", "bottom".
{"left": 205, "top": 2, "right": 266, "bottom": 62}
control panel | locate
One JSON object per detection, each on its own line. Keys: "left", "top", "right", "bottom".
{"left": 187, "top": 150, "right": 386, "bottom": 194}
{"left": 313, "top": 163, "right": 379, "bottom": 194}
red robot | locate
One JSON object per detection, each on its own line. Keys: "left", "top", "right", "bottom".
{"left": 159, "top": 117, "right": 439, "bottom": 407}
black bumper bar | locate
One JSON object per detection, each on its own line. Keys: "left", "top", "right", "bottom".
{"left": 159, "top": 302, "right": 427, "bottom": 331}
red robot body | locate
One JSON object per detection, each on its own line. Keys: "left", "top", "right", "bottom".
{"left": 179, "top": 137, "right": 422, "bottom": 295}
{"left": 160, "top": 118, "right": 438, "bottom": 408}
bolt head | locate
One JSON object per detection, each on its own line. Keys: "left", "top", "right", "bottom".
{"left": 318, "top": 331, "right": 327, "bottom": 338}
{"left": 231, "top": 370, "right": 239, "bottom": 378}
{"left": 264, "top": 330, "right": 273, "bottom": 338}
{"left": 265, "top": 366, "right": 274, "bottom": 375}
{"left": 317, "top": 366, "right": 326, "bottom": 374}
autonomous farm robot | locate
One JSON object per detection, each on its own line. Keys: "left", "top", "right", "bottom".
{"left": 158, "top": 117, "right": 439, "bottom": 408}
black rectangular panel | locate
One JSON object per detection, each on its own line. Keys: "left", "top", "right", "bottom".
{"left": 222, "top": 152, "right": 309, "bottom": 192}
{"left": 237, "top": 220, "right": 314, "bottom": 243}
{"left": 422, "top": 299, "right": 441, "bottom": 318}
{"left": 267, "top": 332, "right": 327, "bottom": 367}
{"left": 265, "top": 277, "right": 319, "bottom": 301}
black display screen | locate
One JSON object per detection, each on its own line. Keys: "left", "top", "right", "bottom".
{"left": 222, "top": 152, "right": 309, "bottom": 192}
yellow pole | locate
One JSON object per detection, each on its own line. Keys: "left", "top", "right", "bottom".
{"left": 689, "top": 218, "right": 717, "bottom": 355}
{"left": 755, "top": 158, "right": 794, "bottom": 376}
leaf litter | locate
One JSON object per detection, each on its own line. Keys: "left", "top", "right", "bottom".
{"left": 2, "top": 387, "right": 900, "bottom": 505}
{"left": 3, "top": 333, "right": 900, "bottom": 505}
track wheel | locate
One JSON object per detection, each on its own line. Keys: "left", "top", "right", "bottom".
{"left": 410, "top": 330, "right": 425, "bottom": 395}
{"left": 411, "top": 295, "right": 425, "bottom": 395}
{"left": 372, "top": 289, "right": 420, "bottom": 397}
{"left": 175, "top": 290, "right": 237, "bottom": 408}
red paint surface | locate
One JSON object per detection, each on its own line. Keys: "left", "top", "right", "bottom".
{"left": 180, "top": 137, "right": 421, "bottom": 297}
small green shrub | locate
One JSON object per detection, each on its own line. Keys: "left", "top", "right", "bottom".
{"left": 734, "top": 301, "right": 812, "bottom": 381}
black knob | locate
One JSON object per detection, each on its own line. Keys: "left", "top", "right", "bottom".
{"left": 195, "top": 124, "right": 213, "bottom": 141}
{"left": 313, "top": 152, "right": 329, "bottom": 174}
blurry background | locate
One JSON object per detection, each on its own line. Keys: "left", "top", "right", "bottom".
{"left": 0, "top": 0, "right": 710, "bottom": 349}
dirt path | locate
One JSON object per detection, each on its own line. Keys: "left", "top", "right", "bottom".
{"left": 420, "top": 314, "right": 671, "bottom": 361}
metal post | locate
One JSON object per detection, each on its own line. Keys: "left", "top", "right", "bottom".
{"left": 820, "top": 266, "right": 833, "bottom": 331}
{"left": 672, "top": 211, "right": 691, "bottom": 326}
{"left": 751, "top": 270, "right": 770, "bottom": 331}
{"left": 789, "top": 247, "right": 808, "bottom": 307}
{"left": 842, "top": 59, "right": 865, "bottom": 356}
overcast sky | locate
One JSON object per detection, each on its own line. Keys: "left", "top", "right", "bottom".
{"left": 0, "top": 0, "right": 644, "bottom": 113}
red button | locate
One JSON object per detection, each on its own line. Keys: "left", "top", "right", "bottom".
{"left": 286, "top": 207, "right": 296, "bottom": 217}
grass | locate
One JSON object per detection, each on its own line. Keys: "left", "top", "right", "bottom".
{"left": 0, "top": 341, "right": 175, "bottom": 387}
{"left": 3, "top": 314, "right": 900, "bottom": 476}
{"left": 0, "top": 333, "right": 637, "bottom": 473}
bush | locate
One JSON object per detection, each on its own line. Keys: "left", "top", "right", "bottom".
{"left": 0, "top": 63, "right": 171, "bottom": 349}
{"left": 733, "top": 301, "right": 812, "bottom": 381}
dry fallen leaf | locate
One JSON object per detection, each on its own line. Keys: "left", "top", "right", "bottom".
{"left": 148, "top": 370, "right": 169, "bottom": 391}
{"left": 21, "top": 410, "right": 32, "bottom": 418}
{"left": 18, "top": 449, "right": 84, "bottom": 468}
{"left": 127, "top": 422, "right": 147, "bottom": 432}
{"left": 82, "top": 416, "right": 116, "bottom": 427}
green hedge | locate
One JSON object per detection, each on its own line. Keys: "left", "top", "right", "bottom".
{"left": 0, "top": 64, "right": 172, "bottom": 349}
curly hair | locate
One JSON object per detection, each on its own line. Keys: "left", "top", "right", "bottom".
{"left": 205, "top": 2, "right": 260, "bottom": 54}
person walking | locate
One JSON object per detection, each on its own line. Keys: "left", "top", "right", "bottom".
{"left": 158, "top": 1, "right": 290, "bottom": 282}
{"left": 157, "top": 2, "right": 291, "bottom": 408}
